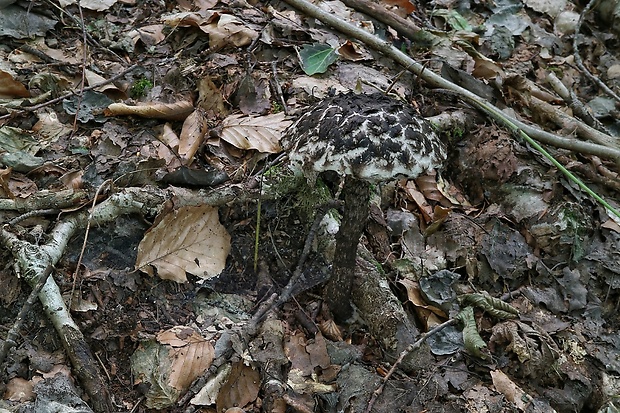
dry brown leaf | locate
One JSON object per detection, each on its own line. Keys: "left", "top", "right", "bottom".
{"left": 163, "top": 10, "right": 215, "bottom": 28}
{"left": 84, "top": 69, "right": 126, "bottom": 99}
{"left": 33, "top": 111, "right": 73, "bottom": 144}
{"left": 105, "top": 101, "right": 194, "bottom": 121}
{"left": 400, "top": 180, "right": 433, "bottom": 222}
{"left": 197, "top": 77, "right": 228, "bottom": 116}
{"left": 163, "top": 11, "right": 257, "bottom": 50}
{"left": 127, "top": 24, "right": 166, "bottom": 46}
{"left": 490, "top": 370, "right": 533, "bottom": 410}
{"left": 60, "top": 0, "right": 119, "bottom": 11}
{"left": 4, "top": 377, "right": 35, "bottom": 402}
{"left": 216, "top": 361, "right": 260, "bottom": 412}
{"left": 337, "top": 40, "right": 370, "bottom": 61}
{"left": 59, "top": 170, "right": 83, "bottom": 190}
{"left": 601, "top": 219, "right": 620, "bottom": 233}
{"left": 135, "top": 205, "right": 231, "bottom": 283}
{"left": 415, "top": 173, "right": 448, "bottom": 204}
{"left": 471, "top": 56, "right": 505, "bottom": 79}
{"left": 154, "top": 123, "right": 182, "bottom": 169}
{"left": 219, "top": 112, "right": 291, "bottom": 153}
{"left": 160, "top": 123, "right": 180, "bottom": 151}
{"left": 399, "top": 278, "right": 447, "bottom": 329}
{"left": 157, "top": 326, "right": 214, "bottom": 391}
{"left": 179, "top": 109, "right": 209, "bottom": 164}
{"left": 318, "top": 319, "right": 342, "bottom": 342}
{"left": 202, "top": 14, "right": 258, "bottom": 50}
{"left": 284, "top": 331, "right": 316, "bottom": 376}
{"left": 0, "top": 70, "right": 30, "bottom": 98}
{"left": 383, "top": 0, "right": 415, "bottom": 14}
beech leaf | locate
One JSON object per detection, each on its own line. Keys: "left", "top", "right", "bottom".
{"left": 219, "top": 112, "right": 291, "bottom": 153}
{"left": 135, "top": 205, "right": 231, "bottom": 283}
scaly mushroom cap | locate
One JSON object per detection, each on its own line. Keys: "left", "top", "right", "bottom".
{"left": 283, "top": 92, "right": 447, "bottom": 184}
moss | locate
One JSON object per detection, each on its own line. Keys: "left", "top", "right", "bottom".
{"left": 130, "top": 78, "right": 153, "bottom": 98}
{"left": 263, "top": 165, "right": 334, "bottom": 223}
{"left": 271, "top": 101, "right": 283, "bottom": 113}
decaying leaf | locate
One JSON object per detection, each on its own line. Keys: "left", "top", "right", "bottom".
{"left": 131, "top": 326, "right": 214, "bottom": 409}
{"left": 0, "top": 70, "right": 30, "bottom": 98}
{"left": 178, "top": 109, "right": 209, "bottom": 164}
{"left": 163, "top": 11, "right": 258, "bottom": 50}
{"left": 157, "top": 326, "right": 215, "bottom": 391}
{"left": 460, "top": 292, "right": 519, "bottom": 319}
{"left": 490, "top": 369, "right": 535, "bottom": 411}
{"left": 216, "top": 361, "right": 260, "bottom": 412}
{"left": 135, "top": 205, "right": 231, "bottom": 283}
{"left": 219, "top": 112, "right": 291, "bottom": 153}
{"left": 197, "top": 77, "right": 228, "bottom": 116}
{"left": 203, "top": 13, "right": 258, "bottom": 50}
{"left": 399, "top": 278, "right": 447, "bottom": 330}
{"left": 456, "top": 306, "right": 489, "bottom": 359}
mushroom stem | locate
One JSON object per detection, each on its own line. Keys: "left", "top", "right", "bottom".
{"left": 324, "top": 175, "right": 370, "bottom": 322}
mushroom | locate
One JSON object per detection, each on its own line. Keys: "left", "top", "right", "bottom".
{"left": 283, "top": 91, "right": 447, "bottom": 321}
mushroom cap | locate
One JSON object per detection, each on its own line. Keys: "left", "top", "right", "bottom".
{"left": 283, "top": 92, "right": 447, "bottom": 184}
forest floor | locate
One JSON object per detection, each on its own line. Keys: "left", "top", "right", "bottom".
{"left": 0, "top": 0, "right": 620, "bottom": 411}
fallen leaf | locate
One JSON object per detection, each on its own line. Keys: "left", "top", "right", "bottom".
{"left": 202, "top": 13, "right": 258, "bottom": 50}
{"left": 216, "top": 361, "right": 260, "bottom": 412}
{"left": 219, "top": 112, "right": 291, "bottom": 153}
{"left": 0, "top": 70, "right": 29, "bottom": 98}
{"left": 135, "top": 205, "right": 231, "bottom": 283}
{"left": 105, "top": 101, "right": 194, "bottom": 121}
{"left": 178, "top": 109, "right": 209, "bottom": 164}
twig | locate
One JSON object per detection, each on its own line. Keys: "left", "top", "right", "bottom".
{"left": 0, "top": 264, "right": 54, "bottom": 367}
{"left": 546, "top": 72, "right": 611, "bottom": 134}
{"left": 42, "top": 0, "right": 126, "bottom": 63}
{"left": 70, "top": 180, "right": 112, "bottom": 309}
{"left": 70, "top": 0, "right": 89, "bottom": 133}
{"left": 339, "top": 0, "right": 437, "bottom": 45}
{"left": 271, "top": 61, "right": 289, "bottom": 115}
{"left": 249, "top": 200, "right": 341, "bottom": 329}
{"left": 8, "top": 209, "right": 59, "bottom": 226}
{"left": 365, "top": 318, "right": 459, "bottom": 413}
{"left": 573, "top": 0, "right": 620, "bottom": 104}
{"left": 0, "top": 64, "right": 139, "bottom": 120}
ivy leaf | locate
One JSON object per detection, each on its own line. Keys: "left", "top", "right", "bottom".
{"left": 297, "top": 43, "right": 339, "bottom": 75}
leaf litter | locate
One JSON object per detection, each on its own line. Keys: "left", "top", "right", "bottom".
{"left": 0, "top": 0, "right": 620, "bottom": 410}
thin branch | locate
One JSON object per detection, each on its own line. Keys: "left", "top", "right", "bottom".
{"left": 365, "top": 318, "right": 459, "bottom": 413}
{"left": 282, "top": 0, "right": 620, "bottom": 160}
{"left": 0, "top": 64, "right": 139, "bottom": 120}
{"left": 0, "top": 264, "right": 54, "bottom": 366}
{"left": 249, "top": 200, "right": 341, "bottom": 330}
{"left": 572, "top": 0, "right": 620, "bottom": 104}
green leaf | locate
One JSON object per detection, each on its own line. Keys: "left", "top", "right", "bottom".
{"left": 431, "top": 9, "right": 472, "bottom": 31}
{"left": 297, "top": 43, "right": 339, "bottom": 75}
